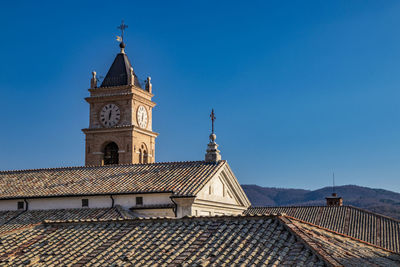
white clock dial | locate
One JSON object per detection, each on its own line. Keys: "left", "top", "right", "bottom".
{"left": 100, "top": 104, "right": 120, "bottom": 127}
{"left": 137, "top": 105, "right": 148, "bottom": 128}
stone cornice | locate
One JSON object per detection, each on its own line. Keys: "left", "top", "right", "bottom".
{"left": 192, "top": 199, "right": 247, "bottom": 210}
{"left": 82, "top": 125, "right": 159, "bottom": 137}
{"left": 222, "top": 163, "right": 252, "bottom": 207}
{"left": 88, "top": 85, "right": 154, "bottom": 98}
{"left": 85, "top": 93, "right": 156, "bottom": 108}
{"left": 134, "top": 127, "right": 159, "bottom": 137}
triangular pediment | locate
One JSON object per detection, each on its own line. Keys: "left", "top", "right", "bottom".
{"left": 195, "top": 162, "right": 251, "bottom": 208}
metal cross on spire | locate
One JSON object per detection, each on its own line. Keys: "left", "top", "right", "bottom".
{"left": 117, "top": 20, "right": 128, "bottom": 42}
{"left": 210, "top": 109, "right": 216, "bottom": 134}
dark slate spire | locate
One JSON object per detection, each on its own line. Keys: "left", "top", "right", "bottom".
{"left": 100, "top": 19, "right": 140, "bottom": 88}
{"left": 100, "top": 43, "right": 142, "bottom": 88}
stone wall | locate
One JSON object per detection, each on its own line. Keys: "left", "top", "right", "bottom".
{"left": 83, "top": 85, "right": 157, "bottom": 165}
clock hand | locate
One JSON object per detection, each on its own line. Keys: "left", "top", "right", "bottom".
{"left": 109, "top": 111, "right": 112, "bottom": 120}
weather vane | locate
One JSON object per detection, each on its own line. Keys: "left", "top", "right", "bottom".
{"left": 210, "top": 109, "right": 216, "bottom": 134}
{"left": 116, "top": 20, "right": 128, "bottom": 43}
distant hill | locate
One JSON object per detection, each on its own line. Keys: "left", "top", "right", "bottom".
{"left": 241, "top": 184, "right": 400, "bottom": 219}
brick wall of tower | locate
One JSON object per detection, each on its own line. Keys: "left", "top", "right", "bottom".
{"left": 83, "top": 86, "right": 157, "bottom": 166}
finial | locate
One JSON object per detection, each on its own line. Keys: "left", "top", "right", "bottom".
{"left": 117, "top": 20, "right": 128, "bottom": 53}
{"left": 209, "top": 109, "right": 216, "bottom": 142}
{"left": 90, "top": 71, "right": 97, "bottom": 88}
{"left": 129, "top": 67, "right": 135, "bottom": 86}
{"left": 119, "top": 42, "right": 126, "bottom": 53}
{"left": 145, "top": 77, "right": 152, "bottom": 93}
{"left": 205, "top": 109, "right": 221, "bottom": 163}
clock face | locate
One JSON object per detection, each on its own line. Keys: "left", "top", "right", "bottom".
{"left": 137, "top": 105, "right": 148, "bottom": 128}
{"left": 100, "top": 104, "right": 120, "bottom": 127}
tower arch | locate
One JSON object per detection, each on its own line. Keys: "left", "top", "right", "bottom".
{"left": 139, "top": 143, "right": 148, "bottom": 164}
{"left": 103, "top": 142, "right": 119, "bottom": 165}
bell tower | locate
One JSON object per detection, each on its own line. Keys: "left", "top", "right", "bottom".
{"left": 82, "top": 22, "right": 158, "bottom": 165}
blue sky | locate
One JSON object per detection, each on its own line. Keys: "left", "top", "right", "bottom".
{"left": 1, "top": 1, "right": 400, "bottom": 192}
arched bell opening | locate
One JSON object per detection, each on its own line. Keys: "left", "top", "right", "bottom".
{"left": 139, "top": 143, "right": 148, "bottom": 164}
{"left": 103, "top": 142, "right": 119, "bottom": 165}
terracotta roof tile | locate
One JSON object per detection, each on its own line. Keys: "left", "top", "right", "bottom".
{"left": 0, "top": 215, "right": 325, "bottom": 266}
{"left": 0, "top": 207, "right": 131, "bottom": 235}
{"left": 284, "top": 216, "right": 400, "bottom": 266}
{"left": 246, "top": 205, "right": 400, "bottom": 253}
{"left": 0, "top": 215, "right": 398, "bottom": 266}
{"left": 0, "top": 161, "right": 225, "bottom": 199}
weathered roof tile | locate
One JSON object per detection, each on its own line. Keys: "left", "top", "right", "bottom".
{"left": 0, "top": 206, "right": 133, "bottom": 235}
{"left": 246, "top": 205, "right": 400, "bottom": 253}
{"left": 0, "top": 161, "right": 225, "bottom": 199}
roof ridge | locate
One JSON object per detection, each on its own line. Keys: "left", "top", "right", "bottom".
{"left": 0, "top": 160, "right": 223, "bottom": 174}
{"left": 1, "top": 210, "right": 26, "bottom": 227}
{"left": 249, "top": 205, "right": 351, "bottom": 208}
{"left": 42, "top": 213, "right": 275, "bottom": 225}
{"left": 283, "top": 214, "right": 400, "bottom": 255}
{"left": 115, "top": 205, "right": 140, "bottom": 219}
{"left": 3, "top": 207, "right": 113, "bottom": 212}
{"left": 248, "top": 205, "right": 400, "bottom": 223}
{"left": 278, "top": 216, "right": 343, "bottom": 266}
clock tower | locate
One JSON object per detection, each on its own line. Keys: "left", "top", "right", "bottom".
{"left": 82, "top": 39, "right": 158, "bottom": 166}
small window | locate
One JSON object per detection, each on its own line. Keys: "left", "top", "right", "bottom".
{"left": 82, "top": 199, "right": 89, "bottom": 207}
{"left": 136, "top": 196, "right": 143, "bottom": 206}
{"left": 17, "top": 201, "right": 24, "bottom": 210}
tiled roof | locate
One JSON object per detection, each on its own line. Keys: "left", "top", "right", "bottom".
{"left": 0, "top": 161, "right": 225, "bottom": 199}
{"left": 245, "top": 205, "right": 400, "bottom": 253}
{"left": 284, "top": 216, "right": 400, "bottom": 266}
{"left": 1, "top": 214, "right": 399, "bottom": 266}
{"left": 0, "top": 215, "right": 324, "bottom": 266}
{"left": 0, "top": 206, "right": 133, "bottom": 235}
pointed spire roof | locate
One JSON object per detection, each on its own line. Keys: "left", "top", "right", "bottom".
{"left": 100, "top": 43, "right": 142, "bottom": 88}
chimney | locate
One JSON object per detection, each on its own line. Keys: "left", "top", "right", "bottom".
{"left": 326, "top": 172, "right": 343, "bottom": 206}
{"left": 326, "top": 193, "right": 343, "bottom": 206}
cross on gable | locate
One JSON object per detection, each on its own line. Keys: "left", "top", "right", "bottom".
{"left": 210, "top": 109, "right": 216, "bottom": 134}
